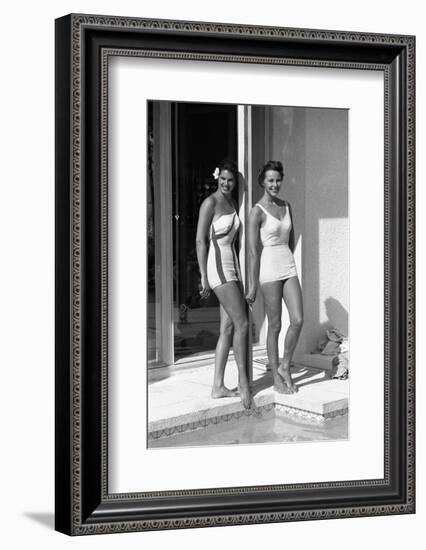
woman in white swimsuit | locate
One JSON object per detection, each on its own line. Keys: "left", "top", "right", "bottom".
{"left": 196, "top": 159, "right": 251, "bottom": 408}
{"left": 246, "top": 161, "right": 303, "bottom": 394}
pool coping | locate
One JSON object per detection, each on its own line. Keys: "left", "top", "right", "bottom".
{"left": 148, "top": 388, "right": 348, "bottom": 441}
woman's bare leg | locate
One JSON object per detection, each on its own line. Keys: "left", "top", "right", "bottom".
{"left": 277, "top": 276, "right": 303, "bottom": 393}
{"left": 211, "top": 304, "right": 238, "bottom": 398}
{"left": 260, "top": 281, "right": 292, "bottom": 394}
{"left": 214, "top": 282, "right": 251, "bottom": 408}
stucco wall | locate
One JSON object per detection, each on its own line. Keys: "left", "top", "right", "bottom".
{"left": 304, "top": 108, "right": 349, "bottom": 352}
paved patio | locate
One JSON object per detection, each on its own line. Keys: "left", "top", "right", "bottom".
{"left": 148, "top": 358, "right": 349, "bottom": 436}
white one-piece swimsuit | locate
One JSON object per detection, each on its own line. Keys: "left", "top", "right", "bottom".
{"left": 256, "top": 203, "right": 298, "bottom": 285}
{"left": 207, "top": 212, "right": 242, "bottom": 290}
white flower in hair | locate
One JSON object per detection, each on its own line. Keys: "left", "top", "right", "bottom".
{"left": 212, "top": 167, "right": 219, "bottom": 180}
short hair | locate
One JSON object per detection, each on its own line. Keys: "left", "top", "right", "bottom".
{"left": 258, "top": 160, "right": 284, "bottom": 186}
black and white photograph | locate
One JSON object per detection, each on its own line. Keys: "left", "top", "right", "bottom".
{"left": 147, "top": 100, "right": 349, "bottom": 448}
{"left": 51, "top": 7, "right": 415, "bottom": 539}
{"left": 0, "top": 0, "right": 420, "bottom": 545}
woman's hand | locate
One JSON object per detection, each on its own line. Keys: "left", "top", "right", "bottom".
{"left": 199, "top": 275, "right": 211, "bottom": 300}
{"left": 245, "top": 286, "right": 257, "bottom": 306}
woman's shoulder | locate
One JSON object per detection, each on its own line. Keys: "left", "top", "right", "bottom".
{"left": 250, "top": 203, "right": 265, "bottom": 220}
{"left": 200, "top": 194, "right": 216, "bottom": 210}
{"left": 279, "top": 198, "right": 292, "bottom": 213}
{"left": 275, "top": 197, "right": 290, "bottom": 208}
{"left": 198, "top": 195, "right": 217, "bottom": 221}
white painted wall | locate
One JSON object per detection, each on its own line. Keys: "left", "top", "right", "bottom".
{"left": 1, "top": 1, "right": 424, "bottom": 549}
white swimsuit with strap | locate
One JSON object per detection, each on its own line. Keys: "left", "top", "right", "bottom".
{"left": 255, "top": 203, "right": 298, "bottom": 285}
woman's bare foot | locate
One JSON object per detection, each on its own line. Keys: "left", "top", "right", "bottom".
{"left": 273, "top": 375, "right": 293, "bottom": 394}
{"left": 211, "top": 386, "right": 239, "bottom": 399}
{"left": 238, "top": 383, "right": 252, "bottom": 409}
{"left": 277, "top": 363, "right": 299, "bottom": 393}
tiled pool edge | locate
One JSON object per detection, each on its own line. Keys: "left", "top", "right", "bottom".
{"left": 148, "top": 396, "right": 348, "bottom": 441}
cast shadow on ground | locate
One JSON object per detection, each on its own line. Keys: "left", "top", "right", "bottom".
{"left": 148, "top": 366, "right": 173, "bottom": 385}
{"left": 24, "top": 512, "right": 54, "bottom": 530}
{"left": 251, "top": 366, "right": 327, "bottom": 396}
{"left": 293, "top": 367, "right": 330, "bottom": 389}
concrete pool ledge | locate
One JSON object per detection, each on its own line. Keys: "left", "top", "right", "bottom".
{"left": 148, "top": 361, "right": 349, "bottom": 439}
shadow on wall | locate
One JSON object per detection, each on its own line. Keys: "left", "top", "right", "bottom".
{"left": 323, "top": 297, "right": 348, "bottom": 337}
{"left": 309, "top": 297, "right": 349, "bottom": 352}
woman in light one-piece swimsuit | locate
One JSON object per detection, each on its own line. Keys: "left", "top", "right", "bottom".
{"left": 206, "top": 211, "right": 241, "bottom": 290}
{"left": 255, "top": 202, "right": 297, "bottom": 285}
{"left": 196, "top": 159, "right": 251, "bottom": 409}
{"left": 246, "top": 160, "right": 303, "bottom": 394}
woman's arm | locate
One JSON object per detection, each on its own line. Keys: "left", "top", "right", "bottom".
{"left": 195, "top": 196, "right": 215, "bottom": 298}
{"left": 246, "top": 206, "right": 262, "bottom": 304}
{"left": 287, "top": 201, "right": 295, "bottom": 254}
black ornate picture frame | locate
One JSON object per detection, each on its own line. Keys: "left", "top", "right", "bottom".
{"left": 55, "top": 14, "right": 415, "bottom": 535}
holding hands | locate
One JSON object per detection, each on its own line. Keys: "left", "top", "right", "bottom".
{"left": 245, "top": 286, "right": 256, "bottom": 306}
{"left": 199, "top": 275, "right": 211, "bottom": 300}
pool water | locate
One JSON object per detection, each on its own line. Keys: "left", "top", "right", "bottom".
{"left": 149, "top": 408, "right": 348, "bottom": 448}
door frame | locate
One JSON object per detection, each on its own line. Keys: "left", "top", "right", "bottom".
{"left": 150, "top": 101, "right": 266, "bottom": 371}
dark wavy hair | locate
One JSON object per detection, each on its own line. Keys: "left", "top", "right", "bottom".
{"left": 258, "top": 160, "right": 284, "bottom": 187}
{"left": 217, "top": 158, "right": 239, "bottom": 185}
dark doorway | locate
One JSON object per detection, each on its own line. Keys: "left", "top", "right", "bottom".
{"left": 172, "top": 102, "right": 238, "bottom": 360}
